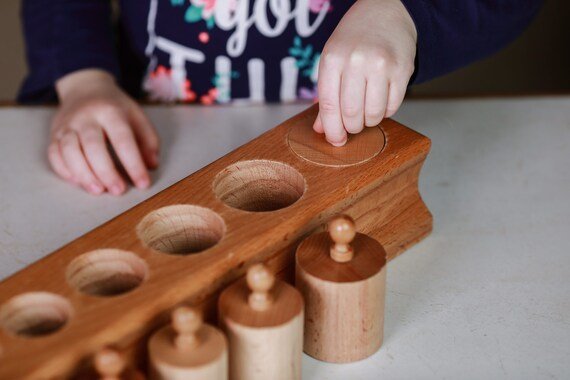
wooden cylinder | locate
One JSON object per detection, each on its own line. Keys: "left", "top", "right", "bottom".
{"left": 295, "top": 217, "right": 387, "bottom": 363}
{"left": 94, "top": 347, "right": 145, "bottom": 380}
{"left": 94, "top": 348, "right": 126, "bottom": 380}
{"left": 218, "top": 264, "right": 304, "bottom": 380}
{"left": 148, "top": 307, "right": 228, "bottom": 380}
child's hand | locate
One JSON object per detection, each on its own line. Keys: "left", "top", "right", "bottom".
{"left": 314, "top": 0, "right": 417, "bottom": 146}
{"left": 50, "top": 69, "right": 159, "bottom": 195}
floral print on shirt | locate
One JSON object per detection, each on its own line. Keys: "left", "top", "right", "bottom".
{"left": 143, "top": 0, "right": 347, "bottom": 104}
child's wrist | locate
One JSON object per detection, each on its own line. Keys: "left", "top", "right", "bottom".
{"left": 55, "top": 69, "right": 117, "bottom": 103}
{"left": 394, "top": 0, "right": 418, "bottom": 43}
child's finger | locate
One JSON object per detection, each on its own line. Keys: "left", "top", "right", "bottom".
{"left": 129, "top": 107, "right": 160, "bottom": 169}
{"left": 385, "top": 78, "right": 408, "bottom": 118}
{"left": 59, "top": 131, "right": 104, "bottom": 195}
{"left": 317, "top": 56, "right": 346, "bottom": 146}
{"left": 47, "top": 141, "right": 73, "bottom": 181}
{"left": 78, "top": 125, "right": 126, "bottom": 196}
{"left": 103, "top": 115, "right": 151, "bottom": 189}
{"left": 312, "top": 111, "right": 324, "bottom": 133}
{"left": 340, "top": 70, "right": 365, "bottom": 134}
{"left": 364, "top": 76, "right": 388, "bottom": 127}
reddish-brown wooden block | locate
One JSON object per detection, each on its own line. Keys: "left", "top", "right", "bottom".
{"left": 0, "top": 104, "right": 431, "bottom": 379}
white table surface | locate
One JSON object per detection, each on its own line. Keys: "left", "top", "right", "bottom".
{"left": 0, "top": 98, "right": 569, "bottom": 379}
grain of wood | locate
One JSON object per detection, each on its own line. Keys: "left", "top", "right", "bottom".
{"left": 148, "top": 307, "right": 228, "bottom": 380}
{"left": 296, "top": 226, "right": 387, "bottom": 363}
{"left": 219, "top": 265, "right": 303, "bottom": 380}
{"left": 0, "top": 104, "right": 431, "bottom": 379}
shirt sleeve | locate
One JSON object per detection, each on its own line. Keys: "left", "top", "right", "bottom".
{"left": 400, "top": 0, "right": 544, "bottom": 84}
{"left": 18, "top": 0, "right": 120, "bottom": 103}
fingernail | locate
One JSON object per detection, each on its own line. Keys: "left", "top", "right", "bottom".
{"left": 89, "top": 184, "right": 104, "bottom": 195}
{"left": 110, "top": 184, "right": 124, "bottom": 196}
{"left": 328, "top": 137, "right": 347, "bottom": 147}
{"left": 137, "top": 177, "right": 150, "bottom": 189}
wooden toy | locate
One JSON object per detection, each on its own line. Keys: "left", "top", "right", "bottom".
{"left": 0, "top": 104, "right": 432, "bottom": 379}
{"left": 148, "top": 306, "right": 228, "bottom": 380}
{"left": 218, "top": 264, "right": 304, "bottom": 380}
{"left": 94, "top": 347, "right": 144, "bottom": 380}
{"left": 296, "top": 215, "right": 387, "bottom": 363}
{"left": 95, "top": 348, "right": 126, "bottom": 380}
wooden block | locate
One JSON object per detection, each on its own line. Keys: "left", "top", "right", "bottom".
{"left": 0, "top": 104, "right": 431, "bottom": 379}
{"left": 148, "top": 307, "right": 228, "bottom": 380}
{"left": 296, "top": 215, "right": 387, "bottom": 363}
{"left": 218, "top": 264, "right": 303, "bottom": 380}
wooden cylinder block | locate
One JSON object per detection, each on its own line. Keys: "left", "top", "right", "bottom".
{"left": 148, "top": 307, "right": 228, "bottom": 380}
{"left": 295, "top": 216, "right": 387, "bottom": 363}
{"left": 218, "top": 264, "right": 304, "bottom": 380}
{"left": 94, "top": 347, "right": 145, "bottom": 380}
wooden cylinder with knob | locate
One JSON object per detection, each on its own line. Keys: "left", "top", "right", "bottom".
{"left": 94, "top": 348, "right": 126, "bottom": 380}
{"left": 148, "top": 306, "right": 228, "bottom": 380}
{"left": 94, "top": 347, "right": 144, "bottom": 380}
{"left": 218, "top": 264, "right": 304, "bottom": 380}
{"left": 295, "top": 215, "right": 387, "bottom": 363}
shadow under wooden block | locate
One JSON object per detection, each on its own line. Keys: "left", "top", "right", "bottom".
{"left": 0, "top": 104, "right": 432, "bottom": 379}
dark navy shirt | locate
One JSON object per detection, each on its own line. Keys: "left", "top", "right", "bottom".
{"left": 19, "top": 0, "right": 542, "bottom": 104}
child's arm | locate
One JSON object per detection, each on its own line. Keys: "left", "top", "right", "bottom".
{"left": 19, "top": 0, "right": 120, "bottom": 102}
{"left": 20, "top": 1, "right": 159, "bottom": 195}
{"left": 315, "top": 0, "right": 543, "bottom": 146}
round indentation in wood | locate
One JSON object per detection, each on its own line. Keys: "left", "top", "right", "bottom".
{"left": 66, "top": 249, "right": 148, "bottom": 297}
{"left": 287, "top": 124, "right": 385, "bottom": 167}
{"left": 0, "top": 292, "right": 73, "bottom": 337}
{"left": 137, "top": 205, "right": 225, "bottom": 255}
{"left": 213, "top": 160, "right": 305, "bottom": 212}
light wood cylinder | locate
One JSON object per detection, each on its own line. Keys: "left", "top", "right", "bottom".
{"left": 218, "top": 265, "right": 304, "bottom": 380}
{"left": 296, "top": 226, "right": 387, "bottom": 363}
{"left": 148, "top": 308, "right": 228, "bottom": 380}
{"left": 94, "top": 347, "right": 145, "bottom": 380}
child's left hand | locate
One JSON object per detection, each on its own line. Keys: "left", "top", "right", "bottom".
{"left": 314, "top": 0, "right": 417, "bottom": 146}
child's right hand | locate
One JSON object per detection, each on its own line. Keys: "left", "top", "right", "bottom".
{"left": 314, "top": 0, "right": 417, "bottom": 146}
{"left": 50, "top": 69, "right": 160, "bottom": 195}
